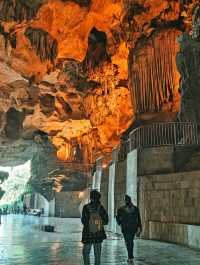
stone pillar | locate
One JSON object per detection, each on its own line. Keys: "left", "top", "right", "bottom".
{"left": 93, "top": 170, "right": 102, "bottom": 191}
{"left": 49, "top": 198, "right": 55, "bottom": 217}
{"left": 92, "top": 158, "right": 102, "bottom": 191}
{"left": 34, "top": 193, "right": 38, "bottom": 208}
{"left": 92, "top": 172, "right": 96, "bottom": 190}
{"left": 126, "top": 149, "right": 138, "bottom": 205}
{"left": 108, "top": 163, "right": 116, "bottom": 232}
{"left": 34, "top": 193, "right": 50, "bottom": 216}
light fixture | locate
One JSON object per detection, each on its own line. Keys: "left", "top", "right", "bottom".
{"left": 102, "top": 164, "right": 107, "bottom": 169}
{"left": 79, "top": 191, "right": 86, "bottom": 199}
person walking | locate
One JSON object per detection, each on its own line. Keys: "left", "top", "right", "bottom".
{"left": 81, "top": 190, "right": 108, "bottom": 265}
{"left": 23, "top": 203, "right": 27, "bottom": 215}
{"left": 116, "top": 195, "right": 142, "bottom": 263}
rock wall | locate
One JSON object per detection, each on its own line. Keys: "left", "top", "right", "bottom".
{"left": 54, "top": 191, "right": 82, "bottom": 218}
{"left": 129, "top": 29, "right": 180, "bottom": 115}
{"left": 114, "top": 160, "right": 127, "bottom": 215}
{"left": 0, "top": 0, "right": 199, "bottom": 200}
{"left": 100, "top": 167, "right": 109, "bottom": 212}
{"left": 140, "top": 171, "right": 200, "bottom": 239}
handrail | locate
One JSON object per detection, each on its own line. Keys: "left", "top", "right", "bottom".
{"left": 111, "top": 122, "right": 200, "bottom": 163}
{"left": 129, "top": 122, "right": 199, "bottom": 150}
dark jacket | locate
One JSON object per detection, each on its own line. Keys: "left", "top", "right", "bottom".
{"left": 81, "top": 202, "right": 108, "bottom": 243}
{"left": 116, "top": 204, "right": 142, "bottom": 234}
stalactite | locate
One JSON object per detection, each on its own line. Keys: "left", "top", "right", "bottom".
{"left": 57, "top": 97, "right": 73, "bottom": 114}
{"left": 25, "top": 27, "right": 58, "bottom": 63}
{"left": 129, "top": 29, "right": 180, "bottom": 114}
{"left": 0, "top": 23, "right": 17, "bottom": 49}
{"left": 0, "top": 0, "right": 43, "bottom": 22}
{"left": 62, "top": 0, "right": 91, "bottom": 7}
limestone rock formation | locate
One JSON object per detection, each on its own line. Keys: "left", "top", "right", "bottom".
{"left": 0, "top": 0, "right": 198, "bottom": 196}
{"left": 177, "top": 6, "right": 200, "bottom": 122}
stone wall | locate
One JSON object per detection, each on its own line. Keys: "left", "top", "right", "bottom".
{"left": 126, "top": 149, "right": 138, "bottom": 204}
{"left": 149, "top": 222, "right": 188, "bottom": 245}
{"left": 138, "top": 147, "right": 174, "bottom": 175}
{"left": 140, "top": 171, "right": 200, "bottom": 239}
{"left": 108, "top": 163, "right": 116, "bottom": 232}
{"left": 114, "top": 160, "right": 126, "bottom": 215}
{"left": 138, "top": 146, "right": 200, "bottom": 176}
{"left": 92, "top": 145, "right": 200, "bottom": 249}
{"left": 55, "top": 191, "right": 82, "bottom": 218}
{"left": 149, "top": 222, "right": 200, "bottom": 249}
{"left": 34, "top": 193, "right": 49, "bottom": 216}
{"left": 100, "top": 167, "right": 109, "bottom": 211}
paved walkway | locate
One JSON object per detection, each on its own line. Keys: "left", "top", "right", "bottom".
{"left": 0, "top": 215, "right": 200, "bottom": 265}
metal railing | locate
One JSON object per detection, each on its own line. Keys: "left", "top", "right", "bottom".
{"left": 117, "top": 140, "right": 131, "bottom": 162}
{"left": 96, "top": 122, "right": 200, "bottom": 164}
{"left": 111, "top": 122, "right": 200, "bottom": 163}
{"left": 112, "top": 140, "right": 130, "bottom": 162}
{"left": 129, "top": 122, "right": 200, "bottom": 150}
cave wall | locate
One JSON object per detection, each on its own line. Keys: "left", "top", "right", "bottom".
{"left": 54, "top": 191, "right": 82, "bottom": 218}
{"left": 0, "top": 0, "right": 199, "bottom": 196}
{"left": 129, "top": 29, "right": 180, "bottom": 115}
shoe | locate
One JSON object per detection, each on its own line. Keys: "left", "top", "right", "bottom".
{"left": 127, "top": 258, "right": 134, "bottom": 263}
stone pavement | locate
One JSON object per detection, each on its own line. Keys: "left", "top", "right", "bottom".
{"left": 0, "top": 215, "right": 200, "bottom": 265}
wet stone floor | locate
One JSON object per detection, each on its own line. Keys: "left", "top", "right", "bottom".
{"left": 0, "top": 215, "right": 200, "bottom": 265}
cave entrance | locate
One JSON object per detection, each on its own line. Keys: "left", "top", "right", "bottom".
{"left": 0, "top": 160, "right": 31, "bottom": 207}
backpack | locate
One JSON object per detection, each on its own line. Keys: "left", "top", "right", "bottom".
{"left": 88, "top": 205, "right": 103, "bottom": 234}
{"left": 124, "top": 205, "right": 138, "bottom": 226}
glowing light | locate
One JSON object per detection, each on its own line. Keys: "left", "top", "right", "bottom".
{"left": 0, "top": 160, "right": 31, "bottom": 206}
{"left": 79, "top": 191, "right": 85, "bottom": 199}
{"left": 102, "top": 164, "right": 107, "bottom": 169}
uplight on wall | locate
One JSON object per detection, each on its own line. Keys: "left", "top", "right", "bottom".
{"left": 79, "top": 191, "right": 85, "bottom": 199}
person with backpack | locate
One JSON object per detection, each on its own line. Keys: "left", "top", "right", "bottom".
{"left": 116, "top": 195, "right": 142, "bottom": 263}
{"left": 81, "top": 190, "right": 108, "bottom": 265}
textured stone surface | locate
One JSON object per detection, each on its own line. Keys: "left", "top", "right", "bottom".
{"left": 177, "top": 6, "right": 200, "bottom": 122}
{"left": 114, "top": 160, "right": 126, "bottom": 214}
{"left": 0, "top": 0, "right": 199, "bottom": 199}
{"left": 0, "top": 0, "right": 135, "bottom": 167}
{"left": 54, "top": 191, "right": 82, "bottom": 218}
{"left": 138, "top": 147, "right": 175, "bottom": 175}
{"left": 1, "top": 215, "right": 200, "bottom": 265}
{"left": 140, "top": 170, "right": 200, "bottom": 239}
{"left": 0, "top": 0, "right": 197, "bottom": 169}
{"left": 150, "top": 221, "right": 200, "bottom": 249}
{"left": 100, "top": 167, "right": 109, "bottom": 212}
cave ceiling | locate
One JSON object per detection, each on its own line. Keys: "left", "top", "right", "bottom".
{"left": 0, "top": 0, "right": 197, "bottom": 194}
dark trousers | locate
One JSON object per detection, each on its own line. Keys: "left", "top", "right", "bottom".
{"left": 83, "top": 242, "right": 102, "bottom": 265}
{"left": 123, "top": 232, "right": 135, "bottom": 259}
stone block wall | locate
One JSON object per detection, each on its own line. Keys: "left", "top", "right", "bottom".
{"left": 55, "top": 191, "right": 82, "bottom": 218}
{"left": 149, "top": 222, "right": 200, "bottom": 249}
{"left": 138, "top": 146, "right": 174, "bottom": 175}
{"left": 100, "top": 167, "right": 109, "bottom": 211}
{"left": 114, "top": 160, "right": 126, "bottom": 215}
{"left": 92, "top": 145, "right": 200, "bottom": 249}
{"left": 140, "top": 171, "right": 200, "bottom": 238}
{"left": 138, "top": 145, "right": 200, "bottom": 175}
{"left": 34, "top": 193, "right": 49, "bottom": 216}
{"left": 149, "top": 222, "right": 188, "bottom": 245}
{"left": 126, "top": 150, "right": 138, "bottom": 204}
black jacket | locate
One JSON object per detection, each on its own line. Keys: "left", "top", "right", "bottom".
{"left": 116, "top": 204, "right": 142, "bottom": 234}
{"left": 81, "top": 202, "right": 108, "bottom": 243}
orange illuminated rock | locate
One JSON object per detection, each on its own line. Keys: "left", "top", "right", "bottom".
{"left": 0, "top": 0, "right": 195, "bottom": 174}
